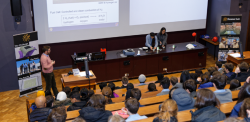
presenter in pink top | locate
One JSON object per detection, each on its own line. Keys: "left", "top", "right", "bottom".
{"left": 40, "top": 46, "right": 58, "bottom": 96}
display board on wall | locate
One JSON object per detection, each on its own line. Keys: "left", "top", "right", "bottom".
{"left": 218, "top": 15, "right": 241, "bottom": 62}
{"left": 13, "top": 31, "right": 43, "bottom": 97}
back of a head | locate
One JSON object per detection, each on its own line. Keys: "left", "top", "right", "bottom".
{"left": 99, "top": 82, "right": 107, "bottom": 91}
{"left": 216, "top": 61, "right": 222, "bottom": 68}
{"left": 108, "top": 82, "right": 116, "bottom": 92}
{"left": 157, "top": 73, "right": 164, "bottom": 81}
{"left": 239, "top": 62, "right": 249, "bottom": 72}
{"left": 238, "top": 84, "right": 250, "bottom": 103}
{"left": 190, "top": 73, "right": 198, "bottom": 81}
{"left": 180, "top": 70, "right": 191, "bottom": 83}
{"left": 212, "top": 71, "right": 221, "bottom": 76}
{"left": 224, "top": 63, "right": 234, "bottom": 72}
{"left": 138, "top": 74, "right": 146, "bottom": 83}
{"left": 45, "top": 90, "right": 52, "bottom": 96}
{"left": 229, "top": 79, "right": 240, "bottom": 91}
{"left": 160, "top": 78, "right": 170, "bottom": 89}
{"left": 195, "top": 89, "right": 220, "bottom": 110}
{"left": 158, "top": 99, "right": 178, "bottom": 121}
{"left": 122, "top": 76, "right": 129, "bottom": 85}
{"left": 195, "top": 69, "right": 203, "bottom": 77}
{"left": 207, "top": 67, "right": 217, "bottom": 76}
{"left": 47, "top": 106, "right": 67, "bottom": 122}
{"left": 200, "top": 74, "right": 210, "bottom": 84}
{"left": 57, "top": 91, "right": 67, "bottom": 101}
{"left": 70, "top": 91, "right": 81, "bottom": 101}
{"left": 80, "top": 88, "right": 89, "bottom": 99}
{"left": 170, "top": 77, "right": 178, "bottom": 86}
{"left": 35, "top": 96, "right": 47, "bottom": 108}
{"left": 211, "top": 74, "right": 227, "bottom": 89}
{"left": 63, "top": 86, "right": 71, "bottom": 96}
{"left": 184, "top": 79, "right": 197, "bottom": 92}
{"left": 125, "top": 98, "right": 139, "bottom": 114}
{"left": 108, "top": 115, "right": 125, "bottom": 122}
{"left": 88, "top": 94, "right": 106, "bottom": 111}
{"left": 102, "top": 86, "right": 112, "bottom": 104}
{"left": 130, "top": 88, "right": 141, "bottom": 101}
{"left": 72, "top": 87, "right": 80, "bottom": 92}
{"left": 239, "top": 98, "right": 250, "bottom": 118}
{"left": 72, "top": 117, "right": 86, "bottom": 122}
{"left": 127, "top": 83, "right": 134, "bottom": 90}
{"left": 223, "top": 117, "right": 245, "bottom": 122}
{"left": 148, "top": 83, "right": 157, "bottom": 91}
{"left": 46, "top": 95, "right": 54, "bottom": 108}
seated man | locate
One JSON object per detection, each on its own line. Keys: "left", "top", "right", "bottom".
{"left": 183, "top": 79, "right": 197, "bottom": 98}
{"left": 224, "top": 63, "right": 236, "bottom": 83}
{"left": 45, "top": 95, "right": 54, "bottom": 109}
{"left": 67, "top": 91, "right": 87, "bottom": 111}
{"left": 215, "top": 61, "right": 224, "bottom": 74}
{"left": 145, "top": 32, "right": 158, "bottom": 50}
{"left": 116, "top": 76, "right": 129, "bottom": 89}
{"left": 170, "top": 76, "right": 183, "bottom": 89}
{"left": 157, "top": 78, "right": 170, "bottom": 96}
{"left": 138, "top": 74, "right": 147, "bottom": 86}
{"left": 122, "top": 98, "right": 147, "bottom": 121}
{"left": 47, "top": 106, "right": 67, "bottom": 122}
{"left": 235, "top": 62, "right": 250, "bottom": 82}
{"left": 29, "top": 96, "right": 52, "bottom": 122}
{"left": 99, "top": 82, "right": 107, "bottom": 91}
{"left": 53, "top": 91, "right": 71, "bottom": 107}
{"left": 130, "top": 88, "right": 144, "bottom": 107}
{"left": 211, "top": 74, "right": 232, "bottom": 104}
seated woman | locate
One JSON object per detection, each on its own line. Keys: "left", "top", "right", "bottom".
{"left": 229, "top": 79, "right": 242, "bottom": 91}
{"left": 153, "top": 99, "right": 178, "bottom": 122}
{"left": 125, "top": 83, "right": 135, "bottom": 100}
{"left": 102, "top": 86, "right": 113, "bottom": 104}
{"left": 79, "top": 94, "right": 112, "bottom": 122}
{"left": 198, "top": 74, "right": 213, "bottom": 89}
{"left": 108, "top": 82, "right": 119, "bottom": 98}
{"left": 190, "top": 89, "right": 226, "bottom": 121}
{"left": 239, "top": 98, "right": 250, "bottom": 122}
{"left": 146, "top": 83, "right": 157, "bottom": 92}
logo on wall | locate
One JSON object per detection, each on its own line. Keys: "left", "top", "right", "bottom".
{"left": 23, "top": 34, "right": 30, "bottom": 42}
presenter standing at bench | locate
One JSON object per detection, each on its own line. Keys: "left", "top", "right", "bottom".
{"left": 41, "top": 46, "right": 58, "bottom": 96}
{"left": 146, "top": 32, "right": 158, "bottom": 50}
{"left": 157, "top": 27, "right": 168, "bottom": 48}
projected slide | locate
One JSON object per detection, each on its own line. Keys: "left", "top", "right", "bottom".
{"left": 130, "top": 0, "right": 208, "bottom": 26}
{"left": 47, "top": 0, "right": 119, "bottom": 31}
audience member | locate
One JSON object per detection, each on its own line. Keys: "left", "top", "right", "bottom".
{"left": 102, "top": 86, "right": 113, "bottom": 104}
{"left": 190, "top": 89, "right": 226, "bottom": 122}
{"left": 130, "top": 88, "right": 144, "bottom": 107}
{"left": 153, "top": 99, "right": 178, "bottom": 122}
{"left": 207, "top": 67, "right": 217, "bottom": 77}
{"left": 45, "top": 90, "right": 52, "bottom": 96}
{"left": 99, "top": 82, "right": 107, "bottom": 91}
{"left": 147, "top": 83, "right": 157, "bottom": 92}
{"left": 88, "top": 90, "right": 94, "bottom": 98}
{"left": 183, "top": 79, "right": 197, "bottom": 98}
{"left": 230, "top": 79, "right": 250, "bottom": 117}
{"left": 72, "top": 87, "right": 80, "bottom": 92}
{"left": 67, "top": 91, "right": 87, "bottom": 111}
{"left": 37, "top": 90, "right": 45, "bottom": 97}
{"left": 138, "top": 74, "right": 147, "bottom": 86}
{"left": 30, "top": 96, "right": 52, "bottom": 122}
{"left": 63, "top": 86, "right": 71, "bottom": 98}
{"left": 235, "top": 62, "right": 250, "bottom": 82}
{"left": 224, "top": 63, "right": 236, "bottom": 82}
{"left": 116, "top": 76, "right": 129, "bottom": 89}
{"left": 195, "top": 69, "right": 203, "bottom": 77}
{"left": 46, "top": 95, "right": 54, "bottom": 108}
{"left": 72, "top": 117, "right": 86, "bottom": 122}
{"left": 122, "top": 98, "right": 147, "bottom": 121}
{"left": 180, "top": 70, "right": 191, "bottom": 83}
{"left": 125, "top": 83, "right": 135, "bottom": 100}
{"left": 211, "top": 74, "right": 232, "bottom": 103}
{"left": 239, "top": 98, "right": 250, "bottom": 122}
{"left": 229, "top": 79, "right": 241, "bottom": 91}
{"left": 79, "top": 94, "right": 112, "bottom": 122}
{"left": 171, "top": 87, "right": 195, "bottom": 111}
{"left": 224, "top": 117, "right": 245, "bottom": 122}
{"left": 108, "top": 82, "right": 119, "bottom": 98}
{"left": 127, "top": 83, "right": 134, "bottom": 90}
{"left": 215, "top": 61, "right": 224, "bottom": 73}
{"left": 212, "top": 71, "right": 222, "bottom": 76}
{"left": 157, "top": 78, "right": 170, "bottom": 96}
{"left": 170, "top": 76, "right": 183, "bottom": 89}
{"left": 108, "top": 115, "right": 125, "bottom": 122}
{"left": 198, "top": 74, "right": 213, "bottom": 89}
{"left": 80, "top": 88, "right": 89, "bottom": 102}
{"left": 155, "top": 73, "right": 164, "bottom": 83}
{"left": 53, "top": 91, "right": 71, "bottom": 107}
{"left": 190, "top": 73, "right": 198, "bottom": 82}
{"left": 47, "top": 106, "right": 67, "bottom": 122}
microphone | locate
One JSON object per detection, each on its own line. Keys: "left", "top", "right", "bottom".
{"left": 84, "top": 59, "right": 89, "bottom": 78}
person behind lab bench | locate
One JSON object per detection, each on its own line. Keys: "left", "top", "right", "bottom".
{"left": 145, "top": 32, "right": 158, "bottom": 50}
{"left": 157, "top": 27, "right": 168, "bottom": 48}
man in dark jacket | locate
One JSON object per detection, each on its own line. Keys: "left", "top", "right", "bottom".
{"left": 224, "top": 63, "right": 236, "bottom": 83}
{"left": 29, "top": 96, "right": 51, "bottom": 122}
{"left": 235, "top": 62, "right": 250, "bottom": 82}
{"left": 67, "top": 91, "right": 87, "bottom": 111}
{"left": 171, "top": 88, "right": 195, "bottom": 111}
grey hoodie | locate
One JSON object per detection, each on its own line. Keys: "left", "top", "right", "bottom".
{"left": 214, "top": 89, "right": 232, "bottom": 104}
{"left": 172, "top": 88, "right": 195, "bottom": 111}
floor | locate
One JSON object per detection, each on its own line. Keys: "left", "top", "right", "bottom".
{"left": 0, "top": 55, "right": 216, "bottom": 122}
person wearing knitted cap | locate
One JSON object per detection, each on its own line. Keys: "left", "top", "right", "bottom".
{"left": 53, "top": 91, "right": 71, "bottom": 107}
{"left": 37, "top": 90, "right": 45, "bottom": 97}
{"left": 138, "top": 74, "right": 147, "bottom": 86}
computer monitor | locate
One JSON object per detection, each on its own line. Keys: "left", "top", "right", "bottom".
{"left": 77, "top": 52, "right": 86, "bottom": 57}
